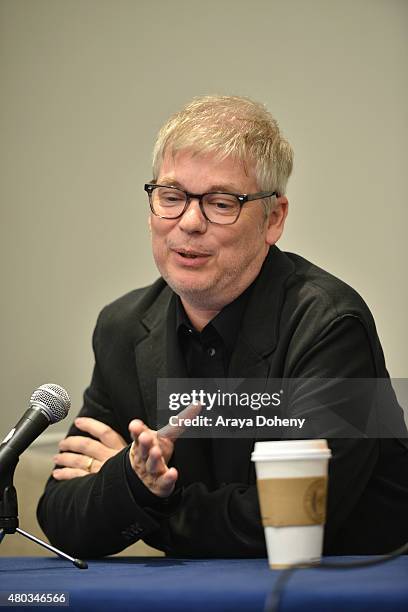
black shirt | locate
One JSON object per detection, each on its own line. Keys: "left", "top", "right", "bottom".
{"left": 176, "top": 284, "right": 253, "bottom": 378}
{"left": 174, "top": 285, "right": 255, "bottom": 487}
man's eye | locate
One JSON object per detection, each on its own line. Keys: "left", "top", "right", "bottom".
{"left": 164, "top": 195, "right": 182, "bottom": 202}
{"left": 206, "top": 198, "right": 237, "bottom": 212}
{"left": 214, "top": 201, "right": 234, "bottom": 209}
{"left": 160, "top": 191, "right": 185, "bottom": 204}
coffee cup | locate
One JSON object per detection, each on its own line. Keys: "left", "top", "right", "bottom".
{"left": 251, "top": 439, "right": 332, "bottom": 569}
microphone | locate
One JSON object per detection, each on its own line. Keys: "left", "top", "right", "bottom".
{"left": 0, "top": 384, "right": 70, "bottom": 471}
{"left": 0, "top": 384, "right": 87, "bottom": 569}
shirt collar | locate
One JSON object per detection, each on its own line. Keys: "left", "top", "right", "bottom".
{"left": 175, "top": 276, "right": 255, "bottom": 355}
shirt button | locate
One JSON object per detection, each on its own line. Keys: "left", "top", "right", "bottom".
{"left": 208, "top": 347, "right": 216, "bottom": 357}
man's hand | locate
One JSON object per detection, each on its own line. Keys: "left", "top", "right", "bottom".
{"left": 128, "top": 403, "right": 202, "bottom": 498}
{"left": 52, "top": 417, "right": 127, "bottom": 480}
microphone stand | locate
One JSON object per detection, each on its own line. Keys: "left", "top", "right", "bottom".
{"left": 0, "top": 457, "right": 87, "bottom": 569}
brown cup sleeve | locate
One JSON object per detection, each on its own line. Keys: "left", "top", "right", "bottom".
{"left": 256, "top": 476, "right": 328, "bottom": 526}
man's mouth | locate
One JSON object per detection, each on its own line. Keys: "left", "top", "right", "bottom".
{"left": 174, "top": 249, "right": 211, "bottom": 259}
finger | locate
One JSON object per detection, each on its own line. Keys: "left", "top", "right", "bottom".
{"left": 53, "top": 452, "right": 98, "bottom": 472}
{"left": 137, "top": 431, "right": 154, "bottom": 461}
{"left": 128, "top": 419, "right": 148, "bottom": 441}
{"left": 129, "top": 441, "right": 145, "bottom": 477}
{"left": 58, "top": 435, "right": 102, "bottom": 458}
{"left": 129, "top": 420, "right": 174, "bottom": 465}
{"left": 158, "top": 402, "right": 202, "bottom": 441}
{"left": 52, "top": 467, "right": 89, "bottom": 480}
{"left": 75, "top": 417, "right": 127, "bottom": 449}
{"left": 145, "top": 445, "right": 166, "bottom": 475}
{"left": 156, "top": 467, "right": 178, "bottom": 497}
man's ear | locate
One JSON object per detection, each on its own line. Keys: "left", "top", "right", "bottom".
{"left": 265, "top": 196, "right": 288, "bottom": 246}
{"left": 148, "top": 215, "right": 152, "bottom": 234}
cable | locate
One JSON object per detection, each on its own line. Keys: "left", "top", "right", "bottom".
{"left": 263, "top": 540, "right": 408, "bottom": 612}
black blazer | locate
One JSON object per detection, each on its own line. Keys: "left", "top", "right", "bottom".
{"left": 37, "top": 247, "right": 408, "bottom": 558}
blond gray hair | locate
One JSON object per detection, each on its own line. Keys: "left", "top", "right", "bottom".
{"left": 152, "top": 95, "right": 294, "bottom": 213}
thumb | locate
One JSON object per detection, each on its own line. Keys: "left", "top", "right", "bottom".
{"left": 158, "top": 402, "right": 202, "bottom": 441}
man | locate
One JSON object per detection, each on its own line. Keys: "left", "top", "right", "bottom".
{"left": 37, "top": 95, "right": 408, "bottom": 559}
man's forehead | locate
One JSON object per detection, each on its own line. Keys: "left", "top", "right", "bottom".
{"left": 159, "top": 147, "right": 256, "bottom": 181}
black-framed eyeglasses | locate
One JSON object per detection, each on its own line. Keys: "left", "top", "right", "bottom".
{"left": 144, "top": 184, "right": 277, "bottom": 225}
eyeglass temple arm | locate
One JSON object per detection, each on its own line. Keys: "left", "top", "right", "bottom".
{"left": 244, "top": 191, "right": 278, "bottom": 202}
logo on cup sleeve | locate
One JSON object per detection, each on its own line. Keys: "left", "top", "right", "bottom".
{"left": 304, "top": 478, "right": 327, "bottom": 524}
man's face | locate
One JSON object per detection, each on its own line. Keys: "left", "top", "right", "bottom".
{"left": 150, "top": 148, "right": 287, "bottom": 310}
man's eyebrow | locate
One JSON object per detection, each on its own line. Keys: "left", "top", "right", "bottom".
{"left": 157, "top": 178, "right": 244, "bottom": 193}
{"left": 208, "top": 184, "right": 243, "bottom": 193}
{"left": 158, "top": 177, "right": 184, "bottom": 188}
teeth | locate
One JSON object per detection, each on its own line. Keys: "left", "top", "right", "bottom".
{"left": 181, "top": 253, "right": 198, "bottom": 258}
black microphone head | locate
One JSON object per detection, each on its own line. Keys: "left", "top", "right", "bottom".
{"left": 30, "top": 383, "right": 71, "bottom": 423}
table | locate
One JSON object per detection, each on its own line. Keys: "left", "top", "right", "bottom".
{"left": 0, "top": 556, "right": 407, "bottom": 611}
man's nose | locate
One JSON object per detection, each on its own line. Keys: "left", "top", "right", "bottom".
{"left": 178, "top": 198, "right": 207, "bottom": 233}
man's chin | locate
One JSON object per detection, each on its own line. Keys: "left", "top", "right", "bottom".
{"left": 165, "top": 275, "right": 217, "bottom": 301}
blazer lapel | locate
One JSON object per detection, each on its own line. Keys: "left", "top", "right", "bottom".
{"left": 134, "top": 287, "right": 175, "bottom": 428}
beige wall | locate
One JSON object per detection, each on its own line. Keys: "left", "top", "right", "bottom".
{"left": 1, "top": 0, "right": 407, "bottom": 443}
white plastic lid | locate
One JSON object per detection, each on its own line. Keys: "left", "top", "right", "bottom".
{"left": 251, "top": 439, "right": 332, "bottom": 462}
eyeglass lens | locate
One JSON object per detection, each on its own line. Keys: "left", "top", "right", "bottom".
{"left": 150, "top": 187, "right": 240, "bottom": 223}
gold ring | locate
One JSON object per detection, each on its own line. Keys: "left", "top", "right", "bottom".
{"left": 85, "top": 457, "right": 94, "bottom": 473}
